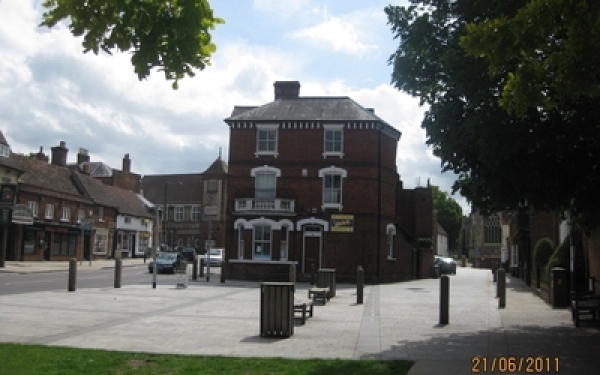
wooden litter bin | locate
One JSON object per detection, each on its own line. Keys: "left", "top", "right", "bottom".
{"left": 317, "top": 268, "right": 336, "bottom": 298}
{"left": 260, "top": 282, "right": 294, "bottom": 337}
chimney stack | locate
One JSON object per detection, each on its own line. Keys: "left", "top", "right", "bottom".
{"left": 77, "top": 147, "right": 90, "bottom": 165}
{"left": 274, "top": 81, "right": 300, "bottom": 100}
{"left": 122, "top": 153, "right": 131, "bottom": 173}
{"left": 36, "top": 146, "right": 47, "bottom": 162}
{"left": 50, "top": 141, "right": 68, "bottom": 166}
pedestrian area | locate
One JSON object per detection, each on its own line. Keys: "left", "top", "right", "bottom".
{"left": 0, "top": 266, "right": 598, "bottom": 374}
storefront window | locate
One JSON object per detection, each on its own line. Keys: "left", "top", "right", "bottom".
{"left": 52, "top": 233, "right": 76, "bottom": 256}
{"left": 95, "top": 233, "right": 107, "bottom": 254}
{"left": 23, "top": 230, "right": 36, "bottom": 255}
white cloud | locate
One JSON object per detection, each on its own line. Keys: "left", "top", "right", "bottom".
{"left": 290, "top": 8, "right": 383, "bottom": 56}
{"left": 0, "top": 0, "right": 468, "bottom": 213}
{"left": 252, "top": 0, "right": 312, "bottom": 18}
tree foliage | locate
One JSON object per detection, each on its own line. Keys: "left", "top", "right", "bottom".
{"left": 432, "top": 186, "right": 463, "bottom": 253}
{"left": 40, "top": 0, "right": 224, "bottom": 89}
{"left": 460, "top": 0, "right": 600, "bottom": 116}
{"left": 385, "top": 0, "right": 600, "bottom": 232}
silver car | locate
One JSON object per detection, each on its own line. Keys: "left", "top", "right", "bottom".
{"left": 205, "top": 248, "right": 224, "bottom": 267}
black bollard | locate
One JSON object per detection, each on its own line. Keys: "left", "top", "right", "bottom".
{"left": 152, "top": 255, "right": 157, "bottom": 289}
{"left": 357, "top": 266, "right": 364, "bottom": 304}
{"left": 114, "top": 259, "right": 122, "bottom": 288}
{"left": 310, "top": 263, "right": 316, "bottom": 285}
{"left": 498, "top": 268, "right": 506, "bottom": 308}
{"left": 68, "top": 258, "right": 77, "bottom": 292}
{"left": 220, "top": 259, "right": 226, "bottom": 283}
{"left": 440, "top": 275, "right": 449, "bottom": 325}
{"left": 192, "top": 259, "right": 198, "bottom": 281}
{"left": 199, "top": 258, "right": 204, "bottom": 278}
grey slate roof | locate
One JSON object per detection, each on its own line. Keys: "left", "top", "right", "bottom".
{"left": 225, "top": 97, "right": 390, "bottom": 124}
{"left": 203, "top": 157, "right": 228, "bottom": 175}
{"left": 140, "top": 174, "right": 203, "bottom": 205}
{"left": 9, "top": 154, "right": 90, "bottom": 200}
{"left": 6, "top": 152, "right": 150, "bottom": 217}
{"left": 74, "top": 173, "right": 152, "bottom": 218}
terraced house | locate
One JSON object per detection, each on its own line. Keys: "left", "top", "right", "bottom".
{"left": 223, "top": 81, "right": 434, "bottom": 283}
{"left": 0, "top": 133, "right": 153, "bottom": 265}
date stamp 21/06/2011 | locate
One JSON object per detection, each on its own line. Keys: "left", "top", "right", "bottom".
{"left": 471, "top": 356, "right": 559, "bottom": 373}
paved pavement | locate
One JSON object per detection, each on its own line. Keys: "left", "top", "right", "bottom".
{"left": 0, "top": 262, "right": 599, "bottom": 374}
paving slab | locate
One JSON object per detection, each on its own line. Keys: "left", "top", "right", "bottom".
{"left": 1, "top": 263, "right": 599, "bottom": 374}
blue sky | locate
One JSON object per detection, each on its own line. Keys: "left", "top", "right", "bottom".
{"left": 0, "top": 0, "right": 469, "bottom": 214}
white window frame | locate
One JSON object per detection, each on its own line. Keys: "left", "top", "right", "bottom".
{"left": 29, "top": 201, "right": 39, "bottom": 218}
{"left": 255, "top": 124, "right": 279, "bottom": 157}
{"left": 318, "top": 166, "right": 347, "bottom": 210}
{"left": 323, "top": 124, "right": 344, "bottom": 158}
{"left": 174, "top": 206, "right": 184, "bottom": 222}
{"left": 99, "top": 207, "right": 105, "bottom": 222}
{"left": 77, "top": 209, "right": 85, "bottom": 223}
{"left": 237, "top": 224, "right": 244, "bottom": 259}
{"left": 253, "top": 224, "right": 272, "bottom": 260}
{"left": 191, "top": 206, "right": 201, "bottom": 221}
{"left": 61, "top": 207, "right": 71, "bottom": 222}
{"left": 45, "top": 204, "right": 54, "bottom": 220}
{"left": 0, "top": 144, "right": 9, "bottom": 158}
{"left": 280, "top": 225, "right": 289, "bottom": 261}
{"left": 251, "top": 166, "right": 281, "bottom": 199}
{"left": 387, "top": 224, "right": 397, "bottom": 260}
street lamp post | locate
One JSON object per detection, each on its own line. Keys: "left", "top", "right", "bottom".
{"left": 163, "top": 181, "right": 183, "bottom": 250}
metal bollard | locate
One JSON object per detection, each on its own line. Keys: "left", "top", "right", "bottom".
{"left": 310, "top": 263, "right": 316, "bottom": 285}
{"left": 199, "top": 258, "right": 204, "bottom": 278}
{"left": 439, "top": 275, "right": 449, "bottom": 325}
{"left": 192, "top": 259, "right": 198, "bottom": 281}
{"left": 152, "top": 256, "right": 157, "bottom": 289}
{"left": 357, "top": 266, "right": 364, "bottom": 304}
{"left": 114, "top": 259, "right": 122, "bottom": 288}
{"left": 220, "top": 259, "right": 226, "bottom": 283}
{"left": 68, "top": 258, "right": 77, "bottom": 292}
{"left": 498, "top": 268, "right": 506, "bottom": 308}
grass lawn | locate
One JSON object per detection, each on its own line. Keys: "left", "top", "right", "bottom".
{"left": 0, "top": 343, "right": 414, "bottom": 375}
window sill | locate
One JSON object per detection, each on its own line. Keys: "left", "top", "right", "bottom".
{"left": 321, "top": 203, "right": 343, "bottom": 211}
{"left": 254, "top": 151, "right": 279, "bottom": 158}
{"left": 322, "top": 152, "right": 344, "bottom": 159}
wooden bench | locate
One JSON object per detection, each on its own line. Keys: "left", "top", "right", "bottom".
{"left": 294, "top": 299, "right": 314, "bottom": 324}
{"left": 571, "top": 291, "right": 600, "bottom": 327}
{"left": 308, "top": 287, "right": 330, "bottom": 305}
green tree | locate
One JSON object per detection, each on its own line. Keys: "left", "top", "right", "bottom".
{"left": 385, "top": 0, "right": 600, "bottom": 232}
{"left": 432, "top": 186, "right": 463, "bottom": 253}
{"left": 460, "top": 0, "right": 600, "bottom": 116}
{"left": 40, "top": 0, "right": 224, "bottom": 89}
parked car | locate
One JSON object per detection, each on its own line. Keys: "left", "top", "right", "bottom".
{"left": 179, "top": 247, "right": 198, "bottom": 262}
{"left": 148, "top": 252, "right": 182, "bottom": 274}
{"left": 204, "top": 248, "right": 224, "bottom": 267}
{"left": 434, "top": 256, "right": 457, "bottom": 275}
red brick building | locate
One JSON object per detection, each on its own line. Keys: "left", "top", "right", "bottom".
{"left": 0, "top": 135, "right": 152, "bottom": 265}
{"left": 223, "top": 81, "right": 434, "bottom": 283}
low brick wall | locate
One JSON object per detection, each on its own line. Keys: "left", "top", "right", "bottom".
{"left": 226, "top": 260, "right": 298, "bottom": 282}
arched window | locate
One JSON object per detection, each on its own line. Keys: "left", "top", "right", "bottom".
{"left": 485, "top": 215, "right": 502, "bottom": 244}
{"left": 318, "top": 166, "right": 347, "bottom": 210}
